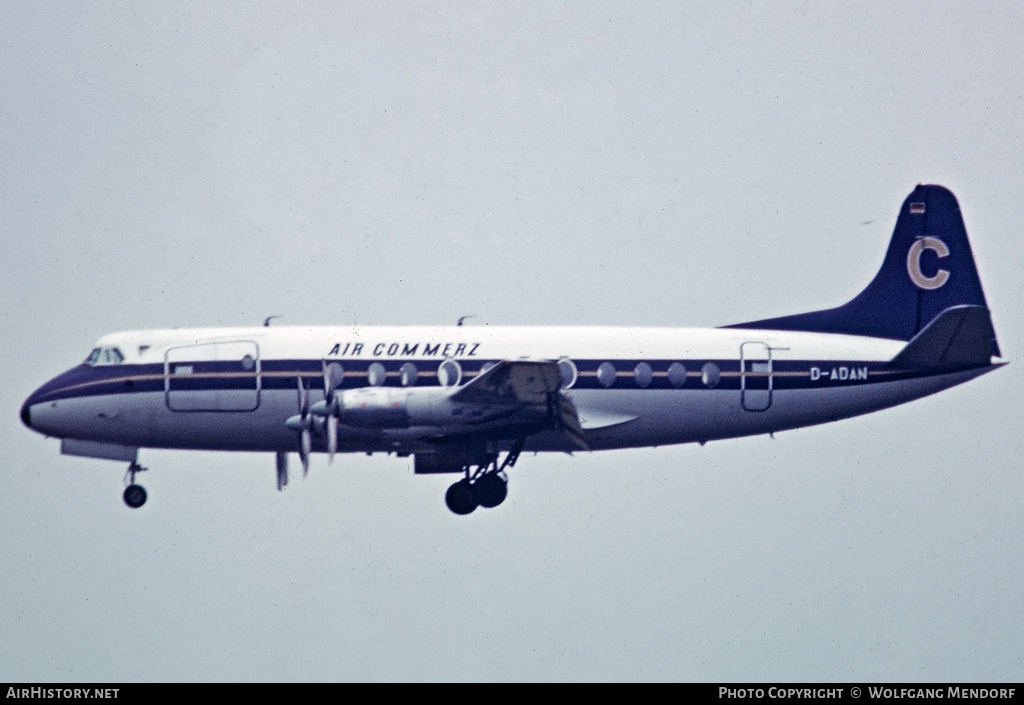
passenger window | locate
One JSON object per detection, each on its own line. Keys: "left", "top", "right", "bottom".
{"left": 702, "top": 362, "right": 721, "bottom": 388}
{"left": 325, "top": 362, "right": 345, "bottom": 388}
{"left": 597, "top": 362, "right": 617, "bottom": 388}
{"left": 634, "top": 362, "right": 653, "bottom": 388}
{"left": 557, "top": 359, "right": 578, "bottom": 389}
{"left": 400, "top": 362, "right": 418, "bottom": 387}
{"left": 668, "top": 362, "right": 687, "bottom": 388}
{"left": 438, "top": 359, "right": 462, "bottom": 387}
{"left": 367, "top": 362, "right": 387, "bottom": 386}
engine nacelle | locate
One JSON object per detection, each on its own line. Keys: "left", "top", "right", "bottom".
{"left": 339, "top": 387, "right": 455, "bottom": 428}
{"left": 338, "top": 386, "right": 517, "bottom": 430}
{"left": 338, "top": 388, "right": 411, "bottom": 428}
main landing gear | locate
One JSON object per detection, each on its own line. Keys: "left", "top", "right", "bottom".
{"left": 445, "top": 472, "right": 508, "bottom": 515}
{"left": 444, "top": 442, "right": 522, "bottom": 515}
{"left": 122, "top": 462, "right": 147, "bottom": 509}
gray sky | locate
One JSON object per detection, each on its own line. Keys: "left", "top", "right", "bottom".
{"left": 2, "top": 1, "right": 1022, "bottom": 681}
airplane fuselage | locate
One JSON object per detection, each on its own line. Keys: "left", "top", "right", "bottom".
{"left": 23, "top": 324, "right": 997, "bottom": 457}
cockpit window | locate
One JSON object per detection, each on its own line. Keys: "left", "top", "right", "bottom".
{"left": 86, "top": 347, "right": 125, "bottom": 366}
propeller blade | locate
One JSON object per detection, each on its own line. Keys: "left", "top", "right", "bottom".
{"left": 275, "top": 452, "right": 289, "bottom": 491}
{"left": 300, "top": 428, "right": 311, "bottom": 476}
{"left": 323, "top": 361, "right": 344, "bottom": 403}
{"left": 323, "top": 360, "right": 335, "bottom": 401}
{"left": 297, "top": 376, "right": 309, "bottom": 416}
{"left": 327, "top": 415, "right": 338, "bottom": 463}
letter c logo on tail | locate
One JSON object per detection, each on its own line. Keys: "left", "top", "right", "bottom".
{"left": 907, "top": 237, "right": 950, "bottom": 290}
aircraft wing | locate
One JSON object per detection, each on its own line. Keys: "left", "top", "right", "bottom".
{"left": 452, "top": 359, "right": 562, "bottom": 404}
{"left": 449, "top": 360, "right": 588, "bottom": 450}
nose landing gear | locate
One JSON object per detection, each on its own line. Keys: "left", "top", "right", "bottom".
{"left": 123, "top": 462, "right": 148, "bottom": 509}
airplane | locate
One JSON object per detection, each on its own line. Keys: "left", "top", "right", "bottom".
{"left": 20, "top": 184, "right": 1005, "bottom": 515}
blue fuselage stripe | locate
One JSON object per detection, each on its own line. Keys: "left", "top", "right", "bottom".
{"left": 26, "top": 358, "right": 922, "bottom": 406}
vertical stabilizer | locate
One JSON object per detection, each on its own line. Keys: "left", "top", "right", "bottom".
{"left": 727, "top": 185, "right": 999, "bottom": 357}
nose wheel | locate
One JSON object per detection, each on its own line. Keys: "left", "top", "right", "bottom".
{"left": 123, "top": 462, "right": 148, "bottom": 509}
{"left": 123, "top": 483, "right": 148, "bottom": 508}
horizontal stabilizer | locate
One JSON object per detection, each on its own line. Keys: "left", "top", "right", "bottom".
{"left": 889, "top": 305, "right": 996, "bottom": 371}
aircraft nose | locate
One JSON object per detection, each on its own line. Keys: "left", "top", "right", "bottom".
{"left": 20, "top": 398, "right": 32, "bottom": 429}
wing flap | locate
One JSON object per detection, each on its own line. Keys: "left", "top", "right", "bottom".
{"left": 557, "top": 393, "right": 589, "bottom": 451}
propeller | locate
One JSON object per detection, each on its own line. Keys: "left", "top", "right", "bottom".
{"left": 285, "top": 375, "right": 313, "bottom": 476}
{"left": 311, "top": 362, "right": 344, "bottom": 463}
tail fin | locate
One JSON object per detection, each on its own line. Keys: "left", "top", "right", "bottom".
{"left": 727, "top": 184, "right": 1000, "bottom": 357}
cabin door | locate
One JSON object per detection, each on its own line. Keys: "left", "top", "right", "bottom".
{"left": 740, "top": 342, "right": 772, "bottom": 412}
{"left": 165, "top": 341, "right": 261, "bottom": 411}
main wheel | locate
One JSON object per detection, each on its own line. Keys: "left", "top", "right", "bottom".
{"left": 445, "top": 479, "right": 478, "bottom": 515}
{"left": 475, "top": 473, "right": 508, "bottom": 509}
{"left": 123, "top": 484, "right": 147, "bottom": 509}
